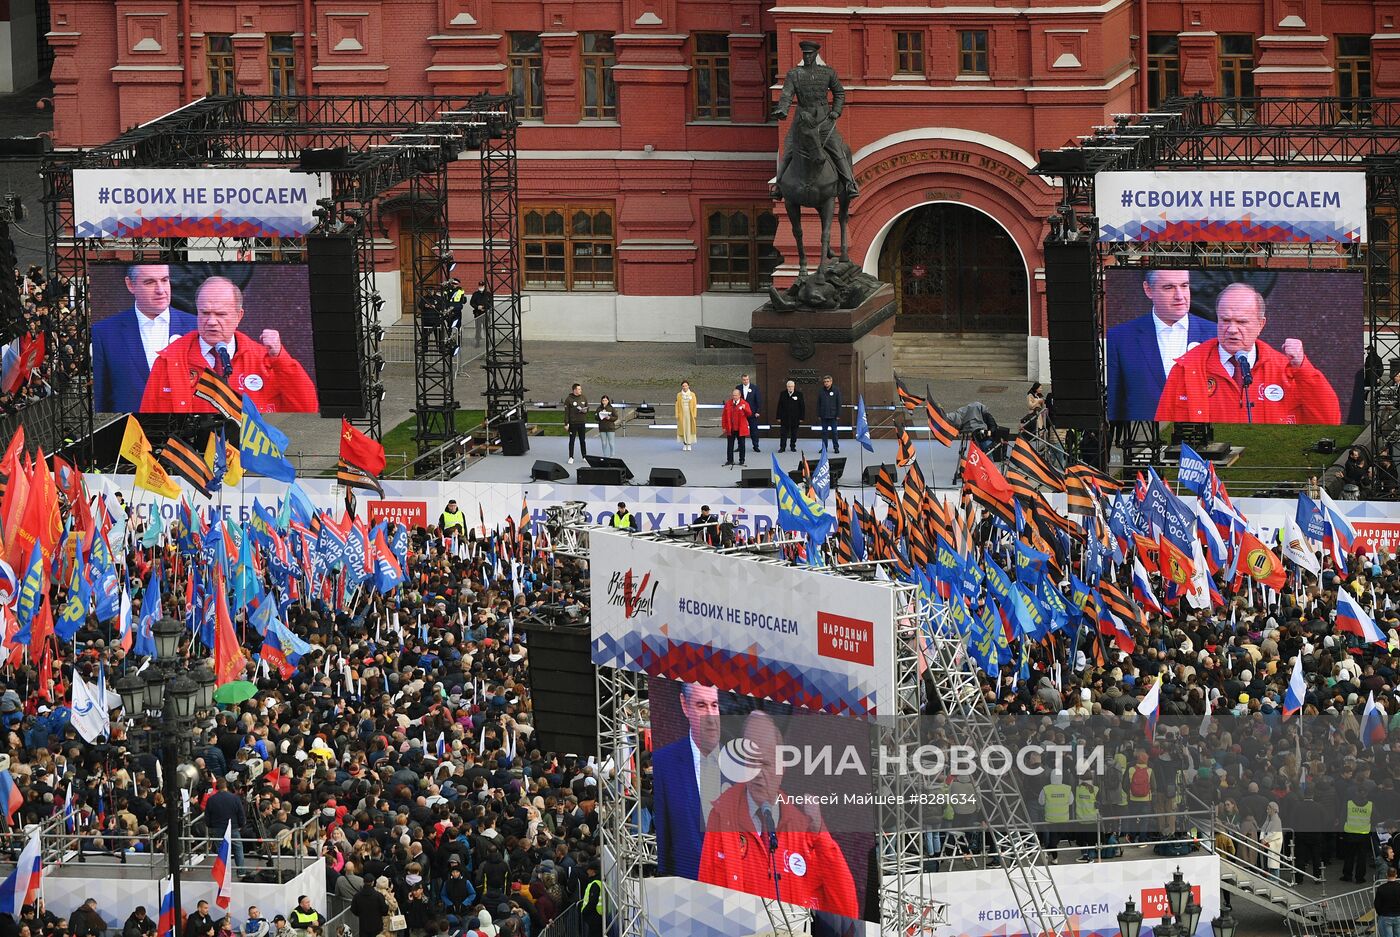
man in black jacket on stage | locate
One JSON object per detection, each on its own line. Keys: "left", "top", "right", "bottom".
{"left": 776, "top": 379, "right": 805, "bottom": 453}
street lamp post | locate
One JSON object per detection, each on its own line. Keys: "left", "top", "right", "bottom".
{"left": 116, "top": 618, "right": 218, "bottom": 925}
{"left": 1118, "top": 868, "right": 1208, "bottom": 937}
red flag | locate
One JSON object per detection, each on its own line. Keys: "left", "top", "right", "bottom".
{"left": 1, "top": 455, "right": 30, "bottom": 573}
{"left": 1239, "top": 530, "right": 1288, "bottom": 591}
{"left": 213, "top": 567, "right": 248, "bottom": 686}
{"left": 1133, "top": 533, "right": 1160, "bottom": 574}
{"left": 2, "top": 334, "right": 45, "bottom": 394}
{"left": 30, "top": 594, "right": 54, "bottom": 658}
{"left": 339, "top": 419, "right": 387, "bottom": 476}
{"left": 35, "top": 646, "right": 52, "bottom": 702}
{"left": 1158, "top": 533, "right": 1195, "bottom": 587}
{"left": 51, "top": 455, "right": 94, "bottom": 537}
{"left": 960, "top": 441, "right": 1015, "bottom": 525}
{"left": 16, "top": 450, "right": 61, "bottom": 571}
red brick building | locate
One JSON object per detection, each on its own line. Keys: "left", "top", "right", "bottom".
{"left": 44, "top": 0, "right": 1400, "bottom": 378}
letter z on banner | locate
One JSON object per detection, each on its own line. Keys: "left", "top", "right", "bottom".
{"left": 1095, "top": 170, "right": 1367, "bottom": 243}
{"left": 73, "top": 168, "right": 331, "bottom": 239}
{"left": 589, "top": 529, "right": 896, "bottom": 717}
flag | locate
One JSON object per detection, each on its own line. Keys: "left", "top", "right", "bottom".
{"left": 119, "top": 415, "right": 156, "bottom": 468}
{"left": 204, "top": 432, "right": 244, "bottom": 486}
{"left": 0, "top": 770, "right": 22, "bottom": 821}
{"left": 373, "top": 529, "right": 405, "bottom": 594}
{"left": 135, "top": 566, "right": 161, "bottom": 657}
{"left": 1131, "top": 557, "right": 1162, "bottom": 615}
{"left": 896, "top": 426, "right": 916, "bottom": 467}
{"left": 239, "top": 395, "right": 297, "bottom": 482}
{"left": 961, "top": 441, "right": 1015, "bottom": 526}
{"left": 1362, "top": 691, "right": 1387, "bottom": 749}
{"left": 1176, "top": 443, "right": 1211, "bottom": 496}
{"left": 923, "top": 387, "right": 959, "bottom": 447}
{"left": 0, "top": 827, "right": 41, "bottom": 916}
{"left": 895, "top": 376, "right": 923, "bottom": 411}
{"left": 117, "top": 587, "right": 133, "bottom": 652}
{"left": 1158, "top": 532, "right": 1196, "bottom": 587}
{"left": 1238, "top": 529, "right": 1287, "bottom": 591}
{"left": 810, "top": 449, "right": 832, "bottom": 503}
{"left": 337, "top": 460, "right": 384, "bottom": 497}
{"left": 157, "top": 878, "right": 176, "bottom": 937}
{"left": 1007, "top": 436, "right": 1064, "bottom": 492}
{"left": 1337, "top": 590, "right": 1386, "bottom": 645}
{"left": 1320, "top": 489, "right": 1367, "bottom": 572}
{"left": 160, "top": 437, "right": 215, "bottom": 495}
{"left": 213, "top": 567, "right": 248, "bottom": 684}
{"left": 69, "top": 666, "right": 110, "bottom": 743}
{"left": 194, "top": 369, "right": 242, "bottom": 421}
{"left": 340, "top": 419, "right": 387, "bottom": 475}
{"left": 1, "top": 333, "right": 44, "bottom": 394}
{"left": 1282, "top": 513, "right": 1321, "bottom": 578}
{"left": 213, "top": 819, "right": 235, "bottom": 909}
{"left": 854, "top": 396, "right": 874, "bottom": 453}
{"left": 1064, "top": 465, "right": 1102, "bottom": 516}
{"left": 770, "top": 455, "right": 836, "bottom": 555}
{"left": 1282, "top": 654, "right": 1306, "bottom": 719}
{"left": 135, "top": 458, "right": 182, "bottom": 500}
{"left": 1137, "top": 679, "right": 1161, "bottom": 741}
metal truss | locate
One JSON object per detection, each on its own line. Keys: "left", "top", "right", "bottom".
{"left": 42, "top": 93, "right": 520, "bottom": 461}
{"left": 917, "top": 592, "right": 1071, "bottom": 937}
{"left": 598, "top": 665, "right": 654, "bottom": 937}
{"left": 479, "top": 111, "right": 525, "bottom": 424}
{"left": 1036, "top": 94, "right": 1400, "bottom": 474}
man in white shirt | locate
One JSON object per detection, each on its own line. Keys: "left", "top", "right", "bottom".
{"left": 653, "top": 682, "right": 723, "bottom": 879}
{"left": 91, "top": 263, "right": 196, "bottom": 412}
{"left": 1106, "top": 269, "right": 1217, "bottom": 422}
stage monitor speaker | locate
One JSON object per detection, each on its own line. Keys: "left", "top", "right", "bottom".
{"left": 520, "top": 618, "right": 598, "bottom": 758}
{"left": 1043, "top": 240, "right": 1102, "bottom": 427}
{"left": 307, "top": 234, "right": 365, "bottom": 418}
{"left": 827, "top": 456, "right": 846, "bottom": 484}
{"left": 861, "top": 463, "right": 896, "bottom": 486}
{"left": 649, "top": 467, "right": 686, "bottom": 486}
{"left": 531, "top": 460, "right": 568, "bottom": 481}
{"left": 578, "top": 466, "right": 625, "bottom": 485}
{"left": 585, "top": 455, "right": 635, "bottom": 482}
{"left": 740, "top": 469, "right": 772, "bottom": 488}
{"left": 498, "top": 420, "right": 529, "bottom": 456}
{"left": 297, "top": 146, "right": 349, "bottom": 172}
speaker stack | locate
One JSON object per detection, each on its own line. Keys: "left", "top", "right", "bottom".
{"left": 307, "top": 235, "right": 365, "bottom": 418}
{"left": 1043, "top": 240, "right": 1105, "bottom": 462}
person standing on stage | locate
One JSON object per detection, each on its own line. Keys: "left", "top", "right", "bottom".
{"left": 737, "top": 374, "right": 763, "bottom": 454}
{"left": 816, "top": 375, "right": 842, "bottom": 453}
{"left": 721, "top": 389, "right": 753, "bottom": 467}
{"left": 564, "top": 382, "right": 589, "bottom": 464}
{"left": 675, "top": 380, "right": 699, "bottom": 452}
{"left": 776, "top": 380, "right": 804, "bottom": 453}
{"left": 595, "top": 395, "right": 618, "bottom": 458}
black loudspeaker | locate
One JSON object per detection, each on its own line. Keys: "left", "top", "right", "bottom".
{"left": 585, "top": 455, "right": 635, "bottom": 482}
{"left": 531, "top": 460, "right": 569, "bottom": 481}
{"left": 498, "top": 420, "right": 529, "bottom": 456}
{"left": 520, "top": 618, "right": 598, "bottom": 758}
{"left": 1043, "top": 241, "right": 1101, "bottom": 427}
{"left": 861, "top": 463, "right": 896, "bottom": 486}
{"left": 740, "top": 469, "right": 772, "bottom": 488}
{"left": 307, "top": 234, "right": 365, "bottom": 418}
{"left": 826, "top": 456, "right": 846, "bottom": 484}
{"left": 577, "top": 467, "right": 625, "bottom": 485}
{"left": 648, "top": 467, "right": 686, "bottom": 486}
{"left": 297, "top": 146, "right": 349, "bottom": 172}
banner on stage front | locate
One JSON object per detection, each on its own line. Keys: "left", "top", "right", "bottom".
{"left": 73, "top": 169, "right": 331, "bottom": 239}
{"left": 589, "top": 529, "right": 897, "bottom": 717}
{"left": 1095, "top": 171, "right": 1367, "bottom": 243}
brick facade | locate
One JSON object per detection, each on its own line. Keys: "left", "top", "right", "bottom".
{"left": 47, "top": 0, "right": 1400, "bottom": 370}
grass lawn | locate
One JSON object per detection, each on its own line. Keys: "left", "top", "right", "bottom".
{"left": 1153, "top": 423, "right": 1361, "bottom": 489}
{"left": 382, "top": 408, "right": 568, "bottom": 472}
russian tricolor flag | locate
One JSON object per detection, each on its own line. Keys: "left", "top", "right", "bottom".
{"left": 157, "top": 877, "right": 176, "bottom": 937}
{"left": 1321, "top": 490, "right": 1367, "bottom": 573}
{"left": 1362, "top": 691, "right": 1388, "bottom": 749}
{"left": 1132, "top": 557, "right": 1162, "bottom": 615}
{"left": 0, "top": 770, "right": 23, "bottom": 822}
{"left": 436, "top": 732, "right": 447, "bottom": 760}
{"left": 212, "top": 819, "right": 234, "bottom": 910}
{"left": 1337, "top": 591, "right": 1386, "bottom": 645}
{"left": 1282, "top": 654, "right": 1306, "bottom": 719}
{"left": 0, "top": 828, "right": 41, "bottom": 917}
{"left": 1137, "top": 679, "right": 1161, "bottom": 741}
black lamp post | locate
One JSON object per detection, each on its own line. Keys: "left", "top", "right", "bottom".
{"left": 1210, "top": 911, "right": 1238, "bottom": 937}
{"left": 115, "top": 618, "right": 218, "bottom": 924}
{"left": 1116, "top": 897, "right": 1143, "bottom": 937}
{"left": 1119, "top": 868, "right": 1205, "bottom": 937}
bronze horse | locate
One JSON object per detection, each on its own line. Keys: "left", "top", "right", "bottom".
{"left": 774, "top": 109, "right": 852, "bottom": 279}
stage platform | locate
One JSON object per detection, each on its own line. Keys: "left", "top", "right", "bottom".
{"left": 449, "top": 429, "right": 965, "bottom": 490}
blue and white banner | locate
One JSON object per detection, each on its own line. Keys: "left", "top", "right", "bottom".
{"left": 1096, "top": 171, "right": 1367, "bottom": 243}
{"left": 73, "top": 168, "right": 330, "bottom": 239}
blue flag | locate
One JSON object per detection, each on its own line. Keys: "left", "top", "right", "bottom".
{"left": 854, "top": 396, "right": 875, "bottom": 453}
{"left": 56, "top": 537, "right": 89, "bottom": 641}
{"left": 1176, "top": 443, "right": 1210, "bottom": 496}
{"left": 134, "top": 566, "right": 160, "bottom": 657}
{"left": 13, "top": 543, "right": 43, "bottom": 645}
{"left": 141, "top": 510, "right": 164, "bottom": 548}
{"left": 239, "top": 395, "right": 297, "bottom": 482}
{"left": 811, "top": 449, "right": 832, "bottom": 504}
{"left": 209, "top": 429, "right": 227, "bottom": 494}
{"left": 1297, "top": 492, "right": 1326, "bottom": 544}
{"left": 770, "top": 454, "right": 836, "bottom": 541}
{"left": 89, "top": 532, "right": 121, "bottom": 622}
{"left": 848, "top": 500, "right": 866, "bottom": 561}
{"left": 1145, "top": 467, "right": 1194, "bottom": 552}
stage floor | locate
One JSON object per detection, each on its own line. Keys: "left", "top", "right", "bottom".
{"left": 450, "top": 429, "right": 965, "bottom": 490}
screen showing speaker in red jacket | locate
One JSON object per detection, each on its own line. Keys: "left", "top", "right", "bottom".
{"left": 648, "top": 676, "right": 879, "bottom": 924}
{"left": 89, "top": 262, "right": 318, "bottom": 414}
{"left": 1104, "top": 269, "right": 1363, "bottom": 425}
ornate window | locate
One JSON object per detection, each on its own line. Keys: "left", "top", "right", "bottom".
{"left": 706, "top": 206, "right": 780, "bottom": 292}
{"left": 523, "top": 206, "right": 615, "bottom": 291}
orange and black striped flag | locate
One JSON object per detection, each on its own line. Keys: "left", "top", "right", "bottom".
{"left": 1005, "top": 468, "right": 1040, "bottom": 505}
{"left": 895, "top": 375, "right": 924, "bottom": 412}
{"left": 896, "top": 426, "right": 916, "bottom": 467}
{"left": 1099, "top": 579, "right": 1147, "bottom": 633}
{"left": 1075, "top": 462, "right": 1123, "bottom": 494}
{"left": 833, "top": 491, "right": 854, "bottom": 565}
{"left": 1008, "top": 436, "right": 1064, "bottom": 492}
{"left": 1064, "top": 465, "right": 1101, "bottom": 516}
{"left": 900, "top": 462, "right": 927, "bottom": 543}
{"left": 923, "top": 386, "right": 960, "bottom": 447}
{"left": 194, "top": 369, "right": 242, "bottom": 422}
{"left": 1027, "top": 490, "right": 1080, "bottom": 540}
{"left": 159, "top": 436, "right": 214, "bottom": 494}
{"left": 338, "top": 459, "right": 385, "bottom": 497}
{"left": 924, "top": 491, "right": 952, "bottom": 548}
{"left": 874, "top": 464, "right": 899, "bottom": 509}
{"left": 853, "top": 500, "right": 881, "bottom": 559}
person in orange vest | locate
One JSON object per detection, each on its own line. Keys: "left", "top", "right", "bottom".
{"left": 1155, "top": 283, "right": 1339, "bottom": 425}
{"left": 141, "top": 276, "right": 318, "bottom": 413}
{"left": 697, "top": 711, "right": 859, "bottom": 918}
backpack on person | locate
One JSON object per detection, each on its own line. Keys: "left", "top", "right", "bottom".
{"left": 1128, "top": 766, "right": 1151, "bottom": 799}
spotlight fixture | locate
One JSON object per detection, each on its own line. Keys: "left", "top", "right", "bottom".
{"left": 372, "top": 354, "right": 386, "bottom": 378}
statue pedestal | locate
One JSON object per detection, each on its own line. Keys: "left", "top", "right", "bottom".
{"left": 749, "top": 282, "right": 895, "bottom": 438}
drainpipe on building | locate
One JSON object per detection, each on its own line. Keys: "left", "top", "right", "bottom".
{"left": 1138, "top": 0, "right": 1149, "bottom": 111}
{"left": 182, "top": 0, "right": 193, "bottom": 102}
{"left": 303, "top": 0, "right": 315, "bottom": 97}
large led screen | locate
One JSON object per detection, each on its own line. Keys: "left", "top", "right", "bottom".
{"left": 89, "top": 262, "right": 318, "bottom": 414}
{"left": 1104, "top": 269, "right": 1363, "bottom": 425}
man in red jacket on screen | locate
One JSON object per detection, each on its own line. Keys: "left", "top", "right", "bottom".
{"left": 1155, "top": 282, "right": 1340, "bottom": 425}
{"left": 141, "top": 276, "right": 318, "bottom": 413}
{"left": 697, "top": 710, "right": 859, "bottom": 919}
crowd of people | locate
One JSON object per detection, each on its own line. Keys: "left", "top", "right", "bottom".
{"left": 1, "top": 265, "right": 78, "bottom": 417}
{"left": 0, "top": 484, "right": 605, "bottom": 937}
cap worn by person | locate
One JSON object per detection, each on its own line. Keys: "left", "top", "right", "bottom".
{"left": 799, "top": 39, "right": 821, "bottom": 51}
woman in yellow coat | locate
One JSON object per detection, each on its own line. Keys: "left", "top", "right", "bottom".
{"left": 675, "top": 380, "right": 699, "bottom": 451}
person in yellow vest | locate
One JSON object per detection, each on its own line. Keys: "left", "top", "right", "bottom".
{"left": 1075, "top": 777, "right": 1101, "bottom": 862}
{"left": 580, "top": 862, "right": 605, "bottom": 937}
{"left": 438, "top": 499, "right": 466, "bottom": 536}
{"left": 1342, "top": 786, "right": 1376, "bottom": 884}
{"left": 611, "top": 502, "right": 638, "bottom": 532}
{"left": 1039, "top": 772, "right": 1073, "bottom": 851}
{"left": 1124, "top": 750, "right": 1154, "bottom": 842}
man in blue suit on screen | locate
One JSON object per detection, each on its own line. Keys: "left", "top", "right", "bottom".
{"left": 653, "top": 682, "right": 722, "bottom": 880}
{"left": 1106, "top": 269, "right": 1216, "bottom": 422}
{"left": 92, "top": 263, "right": 197, "bottom": 412}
